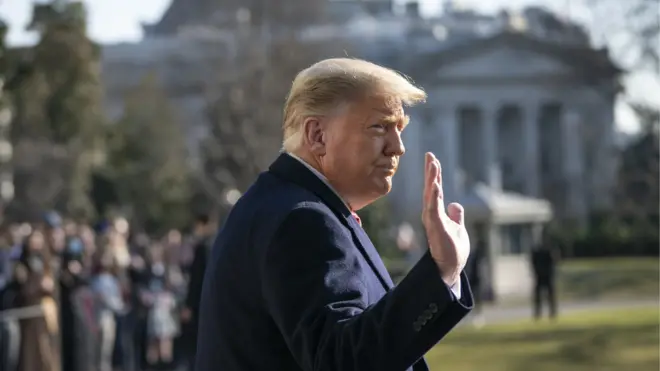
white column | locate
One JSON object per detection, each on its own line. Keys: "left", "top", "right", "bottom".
{"left": 562, "top": 107, "right": 587, "bottom": 223}
{"left": 522, "top": 103, "right": 540, "bottom": 196}
{"left": 399, "top": 110, "right": 425, "bottom": 221}
{"left": 486, "top": 222, "right": 502, "bottom": 301}
{"left": 596, "top": 104, "right": 616, "bottom": 209}
{"left": 482, "top": 104, "right": 499, "bottom": 188}
{"left": 437, "top": 106, "right": 459, "bottom": 199}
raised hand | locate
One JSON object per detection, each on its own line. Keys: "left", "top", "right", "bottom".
{"left": 421, "top": 152, "right": 470, "bottom": 287}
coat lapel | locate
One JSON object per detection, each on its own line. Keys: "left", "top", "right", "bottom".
{"left": 346, "top": 215, "right": 395, "bottom": 289}
{"left": 268, "top": 153, "right": 394, "bottom": 291}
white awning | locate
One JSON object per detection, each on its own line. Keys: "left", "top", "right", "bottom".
{"left": 459, "top": 183, "right": 553, "bottom": 224}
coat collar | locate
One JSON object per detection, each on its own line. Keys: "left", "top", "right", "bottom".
{"left": 268, "top": 152, "right": 353, "bottom": 220}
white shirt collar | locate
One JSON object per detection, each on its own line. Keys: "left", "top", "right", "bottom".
{"left": 286, "top": 152, "right": 352, "bottom": 211}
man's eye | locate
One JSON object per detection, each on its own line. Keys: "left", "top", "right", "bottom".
{"left": 371, "top": 124, "right": 386, "bottom": 131}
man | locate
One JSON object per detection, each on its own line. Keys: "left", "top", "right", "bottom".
{"left": 531, "top": 233, "right": 559, "bottom": 321}
{"left": 59, "top": 236, "right": 87, "bottom": 371}
{"left": 196, "top": 58, "right": 473, "bottom": 371}
{"left": 0, "top": 225, "right": 21, "bottom": 371}
{"left": 0, "top": 225, "right": 16, "bottom": 292}
{"left": 466, "top": 239, "right": 485, "bottom": 327}
{"left": 181, "top": 213, "right": 214, "bottom": 369}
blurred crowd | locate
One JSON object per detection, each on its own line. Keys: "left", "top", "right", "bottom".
{"left": 0, "top": 209, "right": 561, "bottom": 371}
{"left": 0, "top": 212, "right": 215, "bottom": 371}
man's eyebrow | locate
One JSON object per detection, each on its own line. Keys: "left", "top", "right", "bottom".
{"left": 380, "top": 114, "right": 409, "bottom": 126}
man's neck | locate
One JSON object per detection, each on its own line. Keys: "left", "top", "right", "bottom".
{"left": 286, "top": 151, "right": 353, "bottom": 210}
{"left": 289, "top": 150, "right": 322, "bottom": 174}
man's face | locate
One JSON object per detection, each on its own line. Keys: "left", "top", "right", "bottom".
{"left": 318, "top": 96, "right": 407, "bottom": 210}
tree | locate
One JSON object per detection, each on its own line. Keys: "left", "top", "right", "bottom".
{"left": 615, "top": 103, "right": 659, "bottom": 223}
{"left": 580, "top": 102, "right": 660, "bottom": 256}
{"left": 105, "top": 73, "right": 191, "bottom": 233}
{"left": 587, "top": 0, "right": 659, "bottom": 73}
{"left": 7, "top": 1, "right": 105, "bottom": 220}
{"left": 588, "top": 0, "right": 659, "bottom": 208}
{"left": 198, "top": 0, "right": 351, "bottom": 216}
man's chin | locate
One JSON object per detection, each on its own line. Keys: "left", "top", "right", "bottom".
{"left": 374, "top": 176, "right": 393, "bottom": 195}
{"left": 355, "top": 177, "right": 393, "bottom": 208}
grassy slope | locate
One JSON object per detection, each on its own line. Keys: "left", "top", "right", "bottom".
{"left": 426, "top": 307, "right": 660, "bottom": 371}
{"left": 558, "top": 258, "right": 659, "bottom": 300}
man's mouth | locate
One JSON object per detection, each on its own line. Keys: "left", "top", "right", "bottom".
{"left": 377, "top": 166, "right": 397, "bottom": 175}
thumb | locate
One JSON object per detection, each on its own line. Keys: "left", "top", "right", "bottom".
{"left": 447, "top": 203, "right": 465, "bottom": 225}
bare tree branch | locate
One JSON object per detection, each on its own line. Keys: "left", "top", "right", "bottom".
{"left": 198, "top": 1, "right": 352, "bottom": 212}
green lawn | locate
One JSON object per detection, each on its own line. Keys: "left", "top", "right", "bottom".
{"left": 558, "top": 258, "right": 660, "bottom": 300}
{"left": 426, "top": 307, "right": 660, "bottom": 371}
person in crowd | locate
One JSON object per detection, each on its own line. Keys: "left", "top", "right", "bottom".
{"left": 145, "top": 243, "right": 179, "bottom": 367}
{"left": 1, "top": 223, "right": 26, "bottom": 306}
{"left": 161, "top": 231, "right": 186, "bottom": 301}
{"left": 531, "top": 233, "right": 560, "bottom": 321}
{"left": 127, "top": 232, "right": 152, "bottom": 370}
{"left": 90, "top": 249, "right": 125, "bottom": 371}
{"left": 0, "top": 224, "right": 22, "bottom": 371}
{"left": 78, "top": 224, "right": 97, "bottom": 273}
{"left": 181, "top": 213, "right": 214, "bottom": 369}
{"left": 100, "top": 219, "right": 135, "bottom": 369}
{"left": 163, "top": 229, "right": 183, "bottom": 267}
{"left": 15, "top": 223, "right": 32, "bottom": 251}
{"left": 15, "top": 229, "right": 61, "bottom": 371}
{"left": 43, "top": 212, "right": 66, "bottom": 261}
{"left": 108, "top": 222, "right": 131, "bottom": 271}
{"left": 59, "top": 233, "right": 87, "bottom": 371}
{"left": 0, "top": 225, "right": 16, "bottom": 292}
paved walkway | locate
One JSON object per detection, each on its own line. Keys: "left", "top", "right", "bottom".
{"left": 464, "top": 298, "right": 659, "bottom": 326}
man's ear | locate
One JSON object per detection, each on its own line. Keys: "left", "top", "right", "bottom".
{"left": 303, "top": 117, "right": 326, "bottom": 155}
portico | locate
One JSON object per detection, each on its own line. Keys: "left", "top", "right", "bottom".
{"left": 406, "top": 32, "right": 622, "bottom": 224}
{"left": 437, "top": 100, "right": 584, "bottom": 212}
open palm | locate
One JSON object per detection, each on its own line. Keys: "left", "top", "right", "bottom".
{"left": 421, "top": 152, "right": 470, "bottom": 287}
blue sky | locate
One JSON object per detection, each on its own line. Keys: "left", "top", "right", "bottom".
{"left": 0, "top": 0, "right": 656, "bottom": 133}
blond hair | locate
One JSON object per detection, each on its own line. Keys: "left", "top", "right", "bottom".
{"left": 282, "top": 58, "right": 427, "bottom": 152}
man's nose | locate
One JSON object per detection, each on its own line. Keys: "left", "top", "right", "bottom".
{"left": 386, "top": 131, "right": 405, "bottom": 156}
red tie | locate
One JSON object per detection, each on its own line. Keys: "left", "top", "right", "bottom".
{"left": 351, "top": 211, "right": 362, "bottom": 227}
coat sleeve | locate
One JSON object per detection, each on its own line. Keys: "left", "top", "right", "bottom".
{"left": 261, "top": 205, "right": 473, "bottom": 371}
